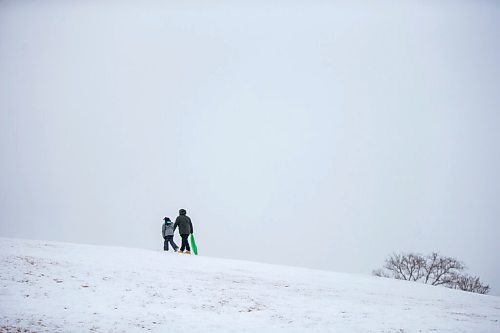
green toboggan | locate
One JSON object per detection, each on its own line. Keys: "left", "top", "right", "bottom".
{"left": 190, "top": 233, "right": 198, "bottom": 255}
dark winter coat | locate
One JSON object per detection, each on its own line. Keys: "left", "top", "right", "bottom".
{"left": 162, "top": 221, "right": 174, "bottom": 237}
{"left": 173, "top": 214, "right": 193, "bottom": 235}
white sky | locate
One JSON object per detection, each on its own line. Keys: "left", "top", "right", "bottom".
{"left": 1, "top": 1, "right": 499, "bottom": 294}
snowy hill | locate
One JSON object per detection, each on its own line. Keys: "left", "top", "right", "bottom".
{"left": 0, "top": 238, "right": 499, "bottom": 332}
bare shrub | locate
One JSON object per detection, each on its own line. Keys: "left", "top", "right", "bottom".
{"left": 373, "top": 252, "right": 490, "bottom": 294}
{"left": 448, "top": 274, "right": 490, "bottom": 294}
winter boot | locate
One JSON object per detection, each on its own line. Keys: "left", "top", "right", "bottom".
{"left": 184, "top": 250, "right": 191, "bottom": 255}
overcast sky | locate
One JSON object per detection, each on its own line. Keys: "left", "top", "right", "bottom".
{"left": 1, "top": 1, "right": 499, "bottom": 295}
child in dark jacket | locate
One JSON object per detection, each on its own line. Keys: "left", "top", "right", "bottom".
{"left": 162, "top": 217, "right": 179, "bottom": 252}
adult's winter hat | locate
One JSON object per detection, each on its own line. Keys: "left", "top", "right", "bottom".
{"left": 163, "top": 217, "right": 171, "bottom": 221}
{"left": 179, "top": 209, "right": 187, "bottom": 215}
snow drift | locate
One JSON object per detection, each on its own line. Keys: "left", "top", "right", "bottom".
{"left": 0, "top": 237, "right": 499, "bottom": 332}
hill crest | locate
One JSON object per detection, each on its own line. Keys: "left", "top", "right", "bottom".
{"left": 1, "top": 237, "right": 499, "bottom": 332}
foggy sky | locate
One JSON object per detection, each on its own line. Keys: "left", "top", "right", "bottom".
{"left": 1, "top": 1, "right": 499, "bottom": 295}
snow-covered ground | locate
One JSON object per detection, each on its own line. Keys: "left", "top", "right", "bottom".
{"left": 0, "top": 238, "right": 499, "bottom": 332}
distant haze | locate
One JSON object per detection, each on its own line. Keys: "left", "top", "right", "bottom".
{"left": 1, "top": 1, "right": 499, "bottom": 294}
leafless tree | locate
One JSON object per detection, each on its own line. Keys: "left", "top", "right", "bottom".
{"left": 373, "top": 252, "right": 490, "bottom": 294}
{"left": 422, "top": 252, "right": 464, "bottom": 286}
{"left": 382, "top": 253, "right": 426, "bottom": 282}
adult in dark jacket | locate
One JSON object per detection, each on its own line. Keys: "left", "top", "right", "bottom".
{"left": 173, "top": 209, "right": 193, "bottom": 254}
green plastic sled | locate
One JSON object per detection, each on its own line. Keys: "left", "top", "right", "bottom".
{"left": 190, "top": 233, "right": 198, "bottom": 255}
